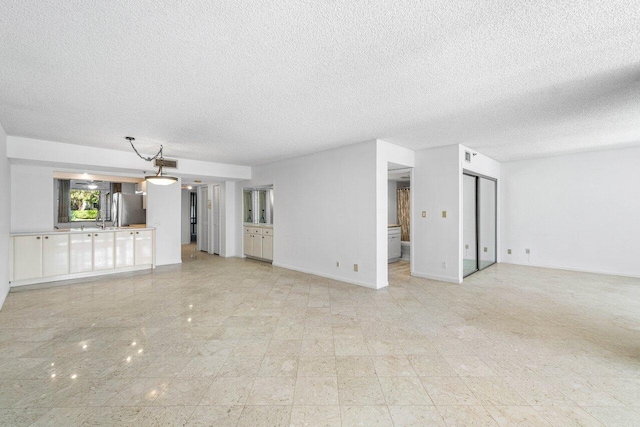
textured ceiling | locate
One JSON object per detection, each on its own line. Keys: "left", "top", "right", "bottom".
{"left": 1, "top": 1, "right": 639, "bottom": 165}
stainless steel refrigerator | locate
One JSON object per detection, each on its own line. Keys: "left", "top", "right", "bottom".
{"left": 112, "top": 193, "right": 146, "bottom": 227}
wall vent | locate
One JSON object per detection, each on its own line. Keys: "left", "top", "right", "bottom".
{"left": 155, "top": 158, "right": 178, "bottom": 168}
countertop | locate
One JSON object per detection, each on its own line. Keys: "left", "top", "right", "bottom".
{"left": 11, "top": 227, "right": 155, "bottom": 237}
{"left": 244, "top": 223, "right": 273, "bottom": 227}
{"left": 388, "top": 224, "right": 401, "bottom": 228}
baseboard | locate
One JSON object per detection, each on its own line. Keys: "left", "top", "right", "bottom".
{"left": 0, "top": 286, "right": 8, "bottom": 311}
{"left": 272, "top": 262, "right": 384, "bottom": 289}
{"left": 411, "top": 271, "right": 462, "bottom": 284}
{"left": 500, "top": 261, "right": 640, "bottom": 279}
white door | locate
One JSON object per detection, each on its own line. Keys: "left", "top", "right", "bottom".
{"left": 251, "top": 233, "right": 263, "bottom": 258}
{"left": 197, "top": 186, "right": 208, "bottom": 252}
{"left": 212, "top": 185, "right": 220, "bottom": 255}
{"left": 134, "top": 230, "right": 153, "bottom": 265}
{"left": 13, "top": 235, "right": 43, "bottom": 281}
{"left": 42, "top": 234, "right": 69, "bottom": 277}
{"left": 70, "top": 233, "right": 93, "bottom": 273}
{"left": 262, "top": 235, "right": 273, "bottom": 261}
{"left": 93, "top": 232, "right": 115, "bottom": 270}
{"left": 243, "top": 230, "right": 252, "bottom": 257}
{"left": 115, "top": 231, "right": 135, "bottom": 268}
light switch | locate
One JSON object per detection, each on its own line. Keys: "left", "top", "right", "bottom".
{"left": 421, "top": 211, "right": 426, "bottom": 218}
{"left": 442, "top": 211, "right": 447, "bottom": 218}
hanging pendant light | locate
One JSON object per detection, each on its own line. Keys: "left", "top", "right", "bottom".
{"left": 127, "top": 137, "right": 178, "bottom": 185}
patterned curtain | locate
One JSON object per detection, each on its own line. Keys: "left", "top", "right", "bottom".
{"left": 397, "top": 187, "right": 410, "bottom": 241}
{"left": 57, "top": 179, "right": 70, "bottom": 223}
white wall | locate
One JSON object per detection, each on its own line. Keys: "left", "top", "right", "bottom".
{"left": 412, "top": 145, "right": 461, "bottom": 283}
{"left": 181, "top": 189, "right": 191, "bottom": 245}
{"left": 501, "top": 146, "right": 640, "bottom": 277}
{"left": 147, "top": 178, "right": 182, "bottom": 266}
{"left": 238, "top": 140, "right": 382, "bottom": 288}
{"left": 220, "top": 181, "right": 237, "bottom": 257}
{"left": 10, "top": 164, "right": 54, "bottom": 233}
{"left": 388, "top": 180, "right": 397, "bottom": 224}
{"left": 8, "top": 136, "right": 251, "bottom": 180}
{"left": 0, "top": 122, "right": 10, "bottom": 309}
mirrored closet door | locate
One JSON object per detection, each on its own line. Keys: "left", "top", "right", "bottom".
{"left": 463, "top": 172, "right": 497, "bottom": 277}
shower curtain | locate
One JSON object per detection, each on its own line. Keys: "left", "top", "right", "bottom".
{"left": 397, "top": 187, "right": 410, "bottom": 241}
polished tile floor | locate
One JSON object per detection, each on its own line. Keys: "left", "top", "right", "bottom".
{"left": 1, "top": 246, "right": 639, "bottom": 426}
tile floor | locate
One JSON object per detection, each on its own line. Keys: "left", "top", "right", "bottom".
{"left": 0, "top": 246, "right": 639, "bottom": 426}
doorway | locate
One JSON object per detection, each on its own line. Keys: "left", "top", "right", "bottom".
{"left": 190, "top": 191, "right": 197, "bottom": 243}
{"left": 388, "top": 166, "right": 413, "bottom": 280}
{"left": 463, "top": 172, "right": 497, "bottom": 277}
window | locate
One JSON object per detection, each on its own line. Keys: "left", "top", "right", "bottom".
{"left": 70, "top": 189, "right": 100, "bottom": 221}
{"left": 55, "top": 179, "right": 115, "bottom": 224}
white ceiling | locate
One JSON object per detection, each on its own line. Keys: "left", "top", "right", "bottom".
{"left": 1, "top": 1, "right": 639, "bottom": 165}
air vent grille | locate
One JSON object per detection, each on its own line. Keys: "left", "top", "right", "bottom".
{"left": 155, "top": 158, "right": 178, "bottom": 168}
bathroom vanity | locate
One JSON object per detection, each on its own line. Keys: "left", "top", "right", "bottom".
{"left": 388, "top": 225, "right": 401, "bottom": 263}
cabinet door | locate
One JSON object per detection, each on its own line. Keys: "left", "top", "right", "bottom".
{"left": 262, "top": 235, "right": 273, "bottom": 261}
{"left": 387, "top": 234, "right": 393, "bottom": 260}
{"left": 70, "top": 233, "right": 93, "bottom": 273}
{"left": 134, "top": 230, "right": 153, "bottom": 265}
{"left": 42, "top": 234, "right": 69, "bottom": 277}
{"left": 115, "top": 231, "right": 135, "bottom": 268}
{"left": 93, "top": 232, "right": 115, "bottom": 271}
{"left": 251, "top": 234, "right": 263, "bottom": 258}
{"left": 13, "top": 235, "right": 43, "bottom": 281}
{"left": 392, "top": 236, "right": 402, "bottom": 259}
{"left": 243, "top": 232, "right": 253, "bottom": 257}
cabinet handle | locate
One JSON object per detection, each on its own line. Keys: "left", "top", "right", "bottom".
{"left": 88, "top": 234, "right": 91, "bottom": 237}
{"left": 130, "top": 232, "right": 133, "bottom": 235}
{"left": 136, "top": 232, "right": 139, "bottom": 234}
{"left": 44, "top": 236, "right": 48, "bottom": 239}
{"left": 95, "top": 234, "right": 98, "bottom": 236}
{"left": 36, "top": 236, "right": 41, "bottom": 239}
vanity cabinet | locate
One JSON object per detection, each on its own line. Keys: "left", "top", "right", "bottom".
{"left": 93, "top": 232, "right": 114, "bottom": 271}
{"left": 134, "top": 230, "right": 153, "bottom": 265}
{"left": 115, "top": 230, "right": 135, "bottom": 268}
{"left": 13, "top": 235, "right": 43, "bottom": 281}
{"left": 388, "top": 227, "right": 401, "bottom": 263}
{"left": 42, "top": 234, "right": 69, "bottom": 277}
{"left": 244, "top": 226, "right": 273, "bottom": 261}
{"left": 70, "top": 233, "right": 93, "bottom": 273}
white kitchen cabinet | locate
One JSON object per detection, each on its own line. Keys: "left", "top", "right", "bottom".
{"left": 13, "top": 235, "right": 43, "bottom": 281}
{"left": 42, "top": 234, "right": 69, "bottom": 277}
{"left": 244, "top": 226, "right": 272, "bottom": 261}
{"left": 262, "top": 234, "right": 273, "bottom": 261}
{"left": 70, "top": 233, "right": 93, "bottom": 273}
{"left": 134, "top": 230, "right": 153, "bottom": 265}
{"left": 93, "top": 232, "right": 114, "bottom": 271}
{"left": 115, "top": 230, "right": 135, "bottom": 268}
{"left": 243, "top": 229, "right": 254, "bottom": 259}
{"left": 388, "top": 227, "right": 401, "bottom": 262}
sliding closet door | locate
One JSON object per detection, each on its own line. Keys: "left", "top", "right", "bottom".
{"left": 478, "top": 177, "right": 496, "bottom": 270}
{"left": 463, "top": 174, "right": 478, "bottom": 277}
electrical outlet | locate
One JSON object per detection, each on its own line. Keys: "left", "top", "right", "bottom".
{"left": 465, "top": 244, "right": 469, "bottom": 249}
{"left": 507, "top": 249, "right": 512, "bottom": 254}
{"left": 484, "top": 247, "right": 488, "bottom": 252}
{"left": 336, "top": 262, "right": 340, "bottom": 267}
{"left": 422, "top": 211, "right": 426, "bottom": 218}
{"left": 526, "top": 249, "right": 530, "bottom": 254}
{"left": 353, "top": 264, "right": 358, "bottom": 272}
{"left": 442, "top": 211, "right": 447, "bottom": 218}
{"left": 441, "top": 262, "right": 447, "bottom": 269}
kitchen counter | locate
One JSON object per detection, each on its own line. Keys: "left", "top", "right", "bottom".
{"left": 10, "top": 226, "right": 154, "bottom": 236}
{"left": 9, "top": 228, "right": 156, "bottom": 287}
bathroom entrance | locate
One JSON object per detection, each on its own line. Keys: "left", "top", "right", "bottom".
{"left": 388, "top": 165, "right": 412, "bottom": 280}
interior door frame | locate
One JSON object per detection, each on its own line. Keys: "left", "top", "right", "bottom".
{"left": 463, "top": 170, "right": 498, "bottom": 277}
